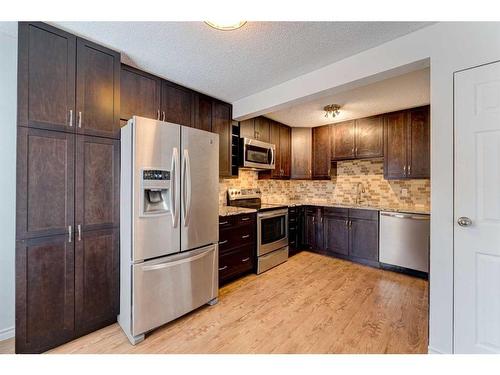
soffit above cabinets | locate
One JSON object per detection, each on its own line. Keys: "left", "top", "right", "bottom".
{"left": 50, "top": 22, "right": 433, "bottom": 103}
{"left": 266, "top": 68, "right": 430, "bottom": 128}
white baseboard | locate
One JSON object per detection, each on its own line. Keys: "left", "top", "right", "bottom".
{"left": 0, "top": 326, "right": 14, "bottom": 341}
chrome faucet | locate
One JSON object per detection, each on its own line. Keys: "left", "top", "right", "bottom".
{"left": 355, "top": 182, "right": 365, "bottom": 205}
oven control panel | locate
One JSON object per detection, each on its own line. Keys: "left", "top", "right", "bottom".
{"left": 227, "top": 188, "right": 261, "bottom": 201}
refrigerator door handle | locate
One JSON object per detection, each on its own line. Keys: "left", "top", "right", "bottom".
{"left": 182, "top": 149, "right": 192, "bottom": 227}
{"left": 170, "top": 147, "right": 179, "bottom": 228}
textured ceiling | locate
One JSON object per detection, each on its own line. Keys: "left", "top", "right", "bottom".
{"left": 266, "top": 68, "right": 430, "bottom": 127}
{"left": 52, "top": 21, "right": 433, "bottom": 103}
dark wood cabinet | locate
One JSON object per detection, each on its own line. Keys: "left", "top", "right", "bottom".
{"left": 331, "top": 120, "right": 355, "bottom": 160}
{"left": 323, "top": 215, "right": 349, "bottom": 256}
{"left": 76, "top": 38, "right": 120, "bottom": 139}
{"left": 407, "top": 107, "right": 430, "bottom": 178}
{"left": 254, "top": 117, "right": 270, "bottom": 142}
{"left": 312, "top": 125, "right": 331, "bottom": 179}
{"left": 259, "top": 120, "right": 291, "bottom": 179}
{"left": 161, "top": 81, "right": 195, "bottom": 127}
{"left": 291, "top": 127, "right": 312, "bottom": 179}
{"left": 355, "top": 115, "right": 383, "bottom": 159}
{"left": 288, "top": 206, "right": 302, "bottom": 255}
{"left": 75, "top": 228, "right": 119, "bottom": 334}
{"left": 18, "top": 22, "right": 76, "bottom": 133}
{"left": 212, "top": 101, "right": 234, "bottom": 177}
{"left": 120, "top": 64, "right": 161, "bottom": 122}
{"left": 303, "top": 207, "right": 323, "bottom": 251}
{"left": 349, "top": 218, "right": 379, "bottom": 261}
{"left": 16, "top": 22, "right": 121, "bottom": 353}
{"left": 75, "top": 135, "right": 120, "bottom": 231}
{"left": 280, "top": 124, "right": 291, "bottom": 178}
{"left": 218, "top": 214, "right": 256, "bottom": 284}
{"left": 239, "top": 118, "right": 255, "bottom": 139}
{"left": 16, "top": 235, "right": 75, "bottom": 353}
{"left": 16, "top": 127, "right": 75, "bottom": 240}
{"left": 384, "top": 106, "right": 430, "bottom": 180}
{"left": 195, "top": 94, "right": 213, "bottom": 132}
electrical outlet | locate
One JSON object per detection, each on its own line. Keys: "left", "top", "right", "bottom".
{"left": 401, "top": 188, "right": 409, "bottom": 197}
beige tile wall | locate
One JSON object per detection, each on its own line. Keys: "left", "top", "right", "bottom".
{"left": 219, "top": 159, "right": 430, "bottom": 212}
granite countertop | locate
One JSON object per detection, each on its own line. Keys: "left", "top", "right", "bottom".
{"left": 219, "top": 206, "right": 257, "bottom": 217}
{"left": 263, "top": 200, "right": 430, "bottom": 215}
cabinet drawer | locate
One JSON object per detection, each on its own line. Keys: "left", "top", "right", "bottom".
{"left": 237, "top": 213, "right": 256, "bottom": 225}
{"left": 323, "top": 207, "right": 348, "bottom": 218}
{"left": 219, "top": 246, "right": 254, "bottom": 281}
{"left": 219, "top": 215, "right": 236, "bottom": 229}
{"left": 219, "top": 225, "right": 255, "bottom": 253}
{"left": 349, "top": 208, "right": 378, "bottom": 221}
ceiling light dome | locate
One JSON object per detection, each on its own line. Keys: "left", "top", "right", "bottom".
{"left": 205, "top": 21, "right": 247, "bottom": 31}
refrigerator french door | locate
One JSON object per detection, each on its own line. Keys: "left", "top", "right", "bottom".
{"left": 119, "top": 116, "right": 219, "bottom": 345}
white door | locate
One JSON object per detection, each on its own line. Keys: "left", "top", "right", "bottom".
{"left": 454, "top": 61, "right": 500, "bottom": 354}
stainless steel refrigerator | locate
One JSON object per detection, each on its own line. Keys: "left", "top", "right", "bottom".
{"left": 118, "top": 116, "right": 219, "bottom": 345}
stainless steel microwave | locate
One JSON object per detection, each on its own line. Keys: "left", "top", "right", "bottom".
{"left": 240, "top": 137, "right": 276, "bottom": 170}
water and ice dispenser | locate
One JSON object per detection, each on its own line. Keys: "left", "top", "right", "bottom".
{"left": 141, "top": 169, "right": 170, "bottom": 215}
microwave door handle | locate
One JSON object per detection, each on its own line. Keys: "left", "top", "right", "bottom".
{"left": 270, "top": 147, "right": 275, "bottom": 166}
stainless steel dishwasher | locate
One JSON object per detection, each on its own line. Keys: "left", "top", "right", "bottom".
{"left": 379, "top": 211, "right": 430, "bottom": 273}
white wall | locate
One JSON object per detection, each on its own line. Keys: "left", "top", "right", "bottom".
{"left": 233, "top": 22, "right": 500, "bottom": 354}
{"left": 0, "top": 22, "right": 17, "bottom": 341}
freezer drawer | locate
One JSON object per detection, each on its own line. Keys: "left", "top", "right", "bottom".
{"left": 379, "top": 212, "right": 430, "bottom": 273}
{"left": 132, "top": 244, "right": 218, "bottom": 336}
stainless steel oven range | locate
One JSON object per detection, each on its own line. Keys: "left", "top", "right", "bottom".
{"left": 227, "top": 188, "right": 288, "bottom": 274}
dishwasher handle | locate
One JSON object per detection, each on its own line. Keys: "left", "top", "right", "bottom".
{"left": 380, "top": 212, "right": 429, "bottom": 220}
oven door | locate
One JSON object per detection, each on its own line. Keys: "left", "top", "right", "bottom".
{"left": 242, "top": 138, "right": 275, "bottom": 170}
{"left": 257, "top": 209, "right": 288, "bottom": 256}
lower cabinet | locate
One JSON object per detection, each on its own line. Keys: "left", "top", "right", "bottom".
{"left": 288, "top": 206, "right": 302, "bottom": 255}
{"left": 323, "top": 214, "right": 349, "bottom": 256}
{"left": 303, "top": 206, "right": 323, "bottom": 252}
{"left": 349, "top": 218, "right": 379, "bottom": 261}
{"left": 218, "top": 213, "right": 256, "bottom": 284}
{"left": 15, "top": 227, "right": 119, "bottom": 353}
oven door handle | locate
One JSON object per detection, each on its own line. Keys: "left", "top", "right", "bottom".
{"left": 258, "top": 209, "right": 288, "bottom": 218}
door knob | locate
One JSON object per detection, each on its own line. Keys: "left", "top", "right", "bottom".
{"left": 457, "top": 217, "right": 472, "bottom": 227}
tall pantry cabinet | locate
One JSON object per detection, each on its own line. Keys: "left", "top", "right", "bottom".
{"left": 16, "top": 22, "right": 120, "bottom": 353}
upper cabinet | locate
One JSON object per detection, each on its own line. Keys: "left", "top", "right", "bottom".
{"left": 331, "top": 116, "right": 383, "bottom": 161}
{"left": 291, "top": 127, "right": 312, "bottom": 179}
{"left": 312, "top": 125, "right": 331, "bottom": 179}
{"left": 212, "top": 101, "right": 234, "bottom": 178}
{"left": 18, "top": 22, "right": 120, "bottom": 139}
{"left": 384, "top": 106, "right": 430, "bottom": 180}
{"left": 76, "top": 39, "right": 121, "bottom": 139}
{"left": 239, "top": 116, "right": 270, "bottom": 142}
{"left": 194, "top": 94, "right": 213, "bottom": 132}
{"left": 120, "top": 64, "right": 161, "bottom": 122}
{"left": 259, "top": 120, "right": 291, "bottom": 179}
{"left": 161, "top": 81, "right": 195, "bottom": 127}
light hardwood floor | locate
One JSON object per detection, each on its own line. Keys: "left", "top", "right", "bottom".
{"left": 0, "top": 251, "right": 428, "bottom": 354}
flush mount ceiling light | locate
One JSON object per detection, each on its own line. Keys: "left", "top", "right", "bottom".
{"left": 324, "top": 104, "right": 341, "bottom": 118}
{"left": 205, "top": 21, "right": 247, "bottom": 31}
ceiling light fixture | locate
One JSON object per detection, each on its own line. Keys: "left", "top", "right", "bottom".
{"left": 205, "top": 21, "right": 247, "bottom": 31}
{"left": 324, "top": 104, "right": 341, "bottom": 118}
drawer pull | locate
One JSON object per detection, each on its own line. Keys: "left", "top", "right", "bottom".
{"left": 241, "top": 234, "right": 250, "bottom": 239}
{"left": 219, "top": 240, "right": 228, "bottom": 245}
{"left": 218, "top": 266, "right": 228, "bottom": 271}
{"left": 241, "top": 257, "right": 250, "bottom": 262}
{"left": 219, "top": 221, "right": 229, "bottom": 225}
{"left": 241, "top": 217, "right": 250, "bottom": 221}
{"left": 290, "top": 241, "right": 296, "bottom": 244}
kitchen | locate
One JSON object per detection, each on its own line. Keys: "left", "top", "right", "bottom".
{"left": 1, "top": 18, "right": 499, "bottom": 360}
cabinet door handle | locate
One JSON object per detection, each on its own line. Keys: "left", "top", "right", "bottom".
{"left": 218, "top": 266, "right": 228, "bottom": 271}
{"left": 408, "top": 164, "right": 411, "bottom": 175}
{"left": 241, "top": 257, "right": 250, "bottom": 262}
{"left": 68, "top": 109, "right": 73, "bottom": 127}
{"left": 241, "top": 234, "right": 250, "bottom": 239}
{"left": 219, "top": 240, "right": 228, "bottom": 245}
{"left": 352, "top": 147, "right": 355, "bottom": 155}
{"left": 77, "top": 224, "right": 81, "bottom": 242}
{"left": 345, "top": 220, "right": 349, "bottom": 227}
{"left": 403, "top": 165, "right": 406, "bottom": 176}
{"left": 241, "top": 217, "right": 250, "bottom": 221}
{"left": 68, "top": 225, "right": 72, "bottom": 243}
{"left": 78, "top": 111, "right": 82, "bottom": 128}
{"left": 219, "top": 221, "right": 229, "bottom": 225}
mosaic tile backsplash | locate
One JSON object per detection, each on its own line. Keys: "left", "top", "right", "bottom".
{"left": 219, "top": 159, "right": 430, "bottom": 212}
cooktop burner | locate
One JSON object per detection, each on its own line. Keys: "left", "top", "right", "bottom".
{"left": 227, "top": 188, "right": 288, "bottom": 212}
